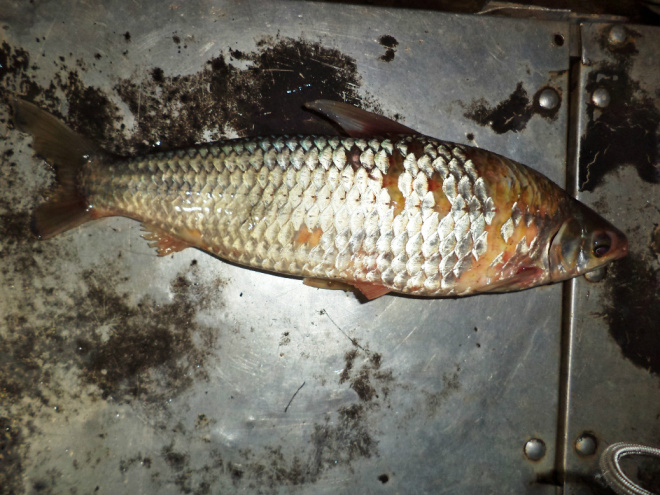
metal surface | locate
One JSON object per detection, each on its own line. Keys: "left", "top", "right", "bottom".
{"left": 0, "top": 3, "right": 569, "bottom": 494}
{"left": 561, "top": 21, "right": 660, "bottom": 495}
{"left": 1, "top": 2, "right": 655, "bottom": 495}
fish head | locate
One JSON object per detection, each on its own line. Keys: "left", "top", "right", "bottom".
{"left": 548, "top": 201, "right": 628, "bottom": 282}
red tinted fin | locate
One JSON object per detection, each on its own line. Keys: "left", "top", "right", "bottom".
{"left": 12, "top": 98, "right": 103, "bottom": 239}
{"left": 483, "top": 266, "right": 544, "bottom": 293}
{"left": 304, "top": 100, "right": 418, "bottom": 138}
{"left": 141, "top": 224, "right": 193, "bottom": 256}
{"left": 352, "top": 281, "right": 392, "bottom": 300}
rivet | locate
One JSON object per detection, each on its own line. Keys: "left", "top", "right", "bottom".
{"left": 576, "top": 432, "right": 598, "bottom": 456}
{"left": 608, "top": 25, "right": 628, "bottom": 46}
{"left": 524, "top": 438, "right": 546, "bottom": 461}
{"left": 592, "top": 88, "right": 611, "bottom": 108}
{"left": 538, "top": 88, "right": 560, "bottom": 110}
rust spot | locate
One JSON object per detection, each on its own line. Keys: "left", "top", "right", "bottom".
{"left": 383, "top": 152, "right": 405, "bottom": 217}
{"left": 295, "top": 225, "right": 323, "bottom": 247}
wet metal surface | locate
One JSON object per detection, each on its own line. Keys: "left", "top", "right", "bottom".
{"left": 562, "top": 21, "right": 660, "bottom": 495}
{"left": 0, "top": 2, "right": 655, "bottom": 494}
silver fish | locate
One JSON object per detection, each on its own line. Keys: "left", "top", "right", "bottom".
{"left": 12, "top": 98, "right": 627, "bottom": 299}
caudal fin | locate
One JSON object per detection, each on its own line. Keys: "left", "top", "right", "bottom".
{"left": 12, "top": 98, "right": 101, "bottom": 239}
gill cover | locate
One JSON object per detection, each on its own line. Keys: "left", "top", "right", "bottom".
{"left": 548, "top": 202, "right": 628, "bottom": 282}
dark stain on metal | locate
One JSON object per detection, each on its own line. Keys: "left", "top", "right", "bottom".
{"left": 279, "top": 331, "right": 291, "bottom": 346}
{"left": 0, "top": 41, "right": 44, "bottom": 102}
{"left": 579, "top": 62, "right": 660, "bottom": 192}
{"left": 151, "top": 67, "right": 165, "bottom": 83}
{"left": 195, "top": 414, "right": 211, "bottom": 429}
{"left": 2, "top": 35, "right": 379, "bottom": 155}
{"left": 378, "top": 35, "right": 398, "bottom": 62}
{"left": 60, "top": 71, "right": 122, "bottom": 146}
{"left": 73, "top": 268, "right": 219, "bottom": 402}
{"left": 637, "top": 455, "right": 660, "bottom": 494}
{"left": 310, "top": 403, "right": 377, "bottom": 469}
{"left": 423, "top": 365, "right": 461, "bottom": 417}
{"left": 602, "top": 253, "right": 660, "bottom": 376}
{"left": 113, "top": 36, "right": 373, "bottom": 152}
{"left": 463, "top": 82, "right": 559, "bottom": 134}
{"left": 0, "top": 417, "right": 23, "bottom": 495}
{"left": 119, "top": 455, "right": 152, "bottom": 473}
{"left": 0, "top": 194, "right": 220, "bottom": 412}
{"left": 0, "top": 41, "right": 29, "bottom": 81}
{"left": 339, "top": 347, "right": 392, "bottom": 401}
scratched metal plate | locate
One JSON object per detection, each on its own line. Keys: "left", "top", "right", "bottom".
{"left": 560, "top": 22, "right": 660, "bottom": 494}
{"left": 0, "top": 2, "right": 572, "bottom": 494}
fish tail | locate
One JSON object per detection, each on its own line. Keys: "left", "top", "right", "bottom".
{"left": 11, "top": 98, "right": 104, "bottom": 239}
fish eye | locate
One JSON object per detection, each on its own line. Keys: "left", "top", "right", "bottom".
{"left": 593, "top": 232, "right": 612, "bottom": 258}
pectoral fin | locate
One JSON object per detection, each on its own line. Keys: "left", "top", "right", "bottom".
{"left": 482, "top": 266, "right": 544, "bottom": 293}
{"left": 303, "top": 278, "right": 354, "bottom": 292}
{"left": 303, "top": 278, "right": 391, "bottom": 300}
{"left": 351, "top": 281, "right": 392, "bottom": 300}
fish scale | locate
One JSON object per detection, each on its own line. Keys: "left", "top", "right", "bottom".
{"left": 81, "top": 133, "right": 562, "bottom": 296}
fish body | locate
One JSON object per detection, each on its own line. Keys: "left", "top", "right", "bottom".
{"left": 13, "top": 99, "right": 627, "bottom": 298}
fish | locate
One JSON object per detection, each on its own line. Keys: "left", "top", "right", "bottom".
{"left": 11, "top": 98, "right": 628, "bottom": 299}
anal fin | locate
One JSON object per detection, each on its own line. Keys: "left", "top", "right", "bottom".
{"left": 141, "top": 224, "right": 193, "bottom": 256}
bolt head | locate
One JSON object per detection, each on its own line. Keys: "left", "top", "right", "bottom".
{"left": 576, "top": 433, "right": 598, "bottom": 456}
{"left": 524, "top": 438, "right": 546, "bottom": 461}
{"left": 538, "top": 88, "right": 559, "bottom": 110}
{"left": 608, "top": 25, "right": 627, "bottom": 46}
{"left": 592, "top": 88, "right": 611, "bottom": 108}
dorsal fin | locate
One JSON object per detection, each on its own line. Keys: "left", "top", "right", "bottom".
{"left": 304, "top": 100, "right": 418, "bottom": 138}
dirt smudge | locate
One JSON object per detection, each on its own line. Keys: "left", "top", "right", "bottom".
{"left": 2, "top": 35, "right": 384, "bottom": 157}
{"left": 423, "top": 365, "right": 461, "bottom": 417}
{"left": 602, "top": 253, "right": 660, "bottom": 376}
{"left": 378, "top": 34, "right": 398, "bottom": 62}
{"left": 0, "top": 417, "right": 24, "bottom": 495}
{"left": 463, "top": 82, "right": 561, "bottom": 134}
{"left": 579, "top": 63, "right": 660, "bottom": 191}
{"left": 114, "top": 36, "right": 377, "bottom": 153}
{"left": 339, "top": 348, "right": 393, "bottom": 402}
